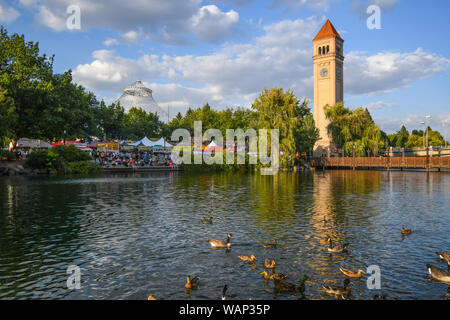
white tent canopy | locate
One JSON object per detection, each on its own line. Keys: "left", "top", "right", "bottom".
{"left": 151, "top": 138, "right": 172, "bottom": 147}
{"left": 207, "top": 141, "right": 218, "bottom": 148}
{"left": 130, "top": 136, "right": 153, "bottom": 147}
{"left": 130, "top": 137, "right": 172, "bottom": 147}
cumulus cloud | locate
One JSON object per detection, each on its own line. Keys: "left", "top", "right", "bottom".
{"left": 188, "top": 5, "right": 239, "bottom": 42}
{"left": 18, "top": 0, "right": 240, "bottom": 44}
{"left": 103, "top": 38, "right": 119, "bottom": 47}
{"left": 121, "top": 30, "right": 140, "bottom": 44}
{"left": 345, "top": 49, "right": 450, "bottom": 95}
{"left": 0, "top": 3, "right": 20, "bottom": 23}
{"left": 72, "top": 17, "right": 449, "bottom": 116}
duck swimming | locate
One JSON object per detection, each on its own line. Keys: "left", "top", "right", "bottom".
{"left": 427, "top": 263, "right": 450, "bottom": 283}
{"left": 263, "top": 240, "right": 277, "bottom": 249}
{"left": 185, "top": 275, "right": 200, "bottom": 290}
{"left": 264, "top": 259, "right": 276, "bottom": 269}
{"left": 201, "top": 217, "right": 213, "bottom": 224}
{"left": 322, "top": 279, "right": 351, "bottom": 297}
{"left": 401, "top": 228, "right": 412, "bottom": 235}
{"left": 436, "top": 251, "right": 450, "bottom": 263}
{"left": 209, "top": 233, "right": 232, "bottom": 248}
{"left": 259, "top": 269, "right": 287, "bottom": 280}
{"left": 221, "top": 285, "right": 228, "bottom": 300}
{"left": 327, "top": 238, "right": 349, "bottom": 253}
{"left": 339, "top": 266, "right": 365, "bottom": 278}
{"left": 239, "top": 255, "right": 256, "bottom": 263}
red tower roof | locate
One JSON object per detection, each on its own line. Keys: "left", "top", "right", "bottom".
{"left": 313, "top": 19, "right": 343, "bottom": 41}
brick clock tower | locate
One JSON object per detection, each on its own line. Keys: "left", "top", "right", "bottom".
{"left": 313, "top": 19, "right": 344, "bottom": 157}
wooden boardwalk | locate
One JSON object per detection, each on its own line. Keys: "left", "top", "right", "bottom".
{"left": 102, "top": 166, "right": 181, "bottom": 173}
{"left": 311, "top": 156, "right": 450, "bottom": 171}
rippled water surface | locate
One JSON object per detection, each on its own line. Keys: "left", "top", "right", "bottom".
{"left": 0, "top": 170, "right": 449, "bottom": 300}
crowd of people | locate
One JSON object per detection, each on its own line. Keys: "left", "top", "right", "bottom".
{"left": 94, "top": 151, "right": 175, "bottom": 168}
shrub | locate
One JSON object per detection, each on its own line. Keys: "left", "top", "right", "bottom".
{"left": 53, "top": 145, "right": 92, "bottom": 162}
{"left": 1, "top": 150, "right": 16, "bottom": 161}
{"left": 66, "top": 161, "right": 101, "bottom": 174}
{"left": 25, "top": 150, "right": 49, "bottom": 169}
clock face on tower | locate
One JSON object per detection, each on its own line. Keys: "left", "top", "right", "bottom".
{"left": 320, "top": 68, "right": 328, "bottom": 77}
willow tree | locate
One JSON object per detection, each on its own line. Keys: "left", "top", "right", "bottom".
{"left": 324, "top": 103, "right": 387, "bottom": 156}
{"left": 252, "top": 88, "right": 318, "bottom": 166}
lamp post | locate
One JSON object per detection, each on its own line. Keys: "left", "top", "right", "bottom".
{"left": 444, "top": 121, "right": 448, "bottom": 148}
{"left": 425, "top": 115, "right": 431, "bottom": 149}
{"left": 420, "top": 121, "right": 425, "bottom": 148}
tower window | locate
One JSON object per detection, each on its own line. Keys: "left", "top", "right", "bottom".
{"left": 319, "top": 47, "right": 322, "bottom": 55}
{"left": 327, "top": 45, "right": 330, "bottom": 53}
{"left": 322, "top": 46, "right": 325, "bottom": 54}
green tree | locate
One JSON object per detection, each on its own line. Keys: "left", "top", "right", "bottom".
{"left": 121, "top": 107, "right": 163, "bottom": 140}
{"left": 388, "top": 125, "right": 409, "bottom": 147}
{"left": 0, "top": 26, "right": 54, "bottom": 144}
{"left": 252, "top": 88, "right": 318, "bottom": 166}
{"left": 324, "top": 103, "right": 387, "bottom": 156}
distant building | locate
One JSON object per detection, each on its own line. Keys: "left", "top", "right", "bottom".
{"left": 313, "top": 19, "right": 344, "bottom": 157}
{"left": 116, "top": 80, "right": 168, "bottom": 120}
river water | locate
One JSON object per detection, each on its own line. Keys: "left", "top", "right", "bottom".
{"left": 0, "top": 170, "right": 449, "bottom": 300}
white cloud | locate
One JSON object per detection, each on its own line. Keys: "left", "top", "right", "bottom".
{"left": 121, "top": 30, "right": 140, "bottom": 44}
{"left": 18, "top": 0, "right": 239, "bottom": 44}
{"left": 103, "top": 38, "right": 119, "bottom": 47}
{"left": 189, "top": 5, "right": 239, "bottom": 42}
{"left": 363, "top": 101, "right": 398, "bottom": 111}
{"left": 345, "top": 49, "right": 450, "bottom": 96}
{"left": 35, "top": 5, "right": 66, "bottom": 31}
{"left": 72, "top": 17, "right": 449, "bottom": 116}
{"left": 0, "top": 3, "right": 20, "bottom": 23}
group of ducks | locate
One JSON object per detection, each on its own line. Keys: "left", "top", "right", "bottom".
{"left": 401, "top": 228, "right": 450, "bottom": 287}
{"left": 148, "top": 220, "right": 449, "bottom": 300}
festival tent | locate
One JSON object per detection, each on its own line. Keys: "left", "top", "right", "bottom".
{"left": 130, "top": 136, "right": 154, "bottom": 147}
{"left": 149, "top": 138, "right": 172, "bottom": 147}
{"left": 17, "top": 138, "right": 53, "bottom": 149}
{"left": 204, "top": 140, "right": 223, "bottom": 152}
{"left": 51, "top": 141, "right": 77, "bottom": 147}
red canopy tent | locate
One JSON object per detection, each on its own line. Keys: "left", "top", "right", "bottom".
{"left": 51, "top": 141, "right": 78, "bottom": 147}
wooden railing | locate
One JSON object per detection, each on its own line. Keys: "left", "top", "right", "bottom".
{"left": 311, "top": 156, "right": 450, "bottom": 170}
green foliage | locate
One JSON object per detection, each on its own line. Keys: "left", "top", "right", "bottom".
{"left": 388, "top": 125, "right": 409, "bottom": 147}
{"left": 52, "top": 145, "right": 92, "bottom": 162}
{"left": 168, "top": 89, "right": 318, "bottom": 168}
{"left": 0, "top": 149, "right": 15, "bottom": 160}
{"left": 325, "top": 103, "right": 387, "bottom": 156}
{"left": 0, "top": 26, "right": 98, "bottom": 143}
{"left": 121, "top": 107, "right": 163, "bottom": 140}
{"left": 25, "top": 145, "right": 95, "bottom": 174}
{"left": 25, "top": 150, "right": 50, "bottom": 169}
{"left": 66, "top": 161, "right": 101, "bottom": 174}
{"left": 252, "top": 88, "right": 318, "bottom": 166}
{"left": 404, "top": 126, "right": 446, "bottom": 148}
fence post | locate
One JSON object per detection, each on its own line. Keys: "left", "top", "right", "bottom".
{"left": 438, "top": 148, "right": 441, "bottom": 172}
{"left": 352, "top": 145, "right": 355, "bottom": 171}
{"left": 387, "top": 147, "right": 391, "bottom": 171}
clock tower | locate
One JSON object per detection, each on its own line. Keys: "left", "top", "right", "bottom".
{"left": 313, "top": 19, "right": 344, "bottom": 157}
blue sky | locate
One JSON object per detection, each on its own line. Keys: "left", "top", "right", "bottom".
{"left": 1, "top": 0, "right": 449, "bottom": 135}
